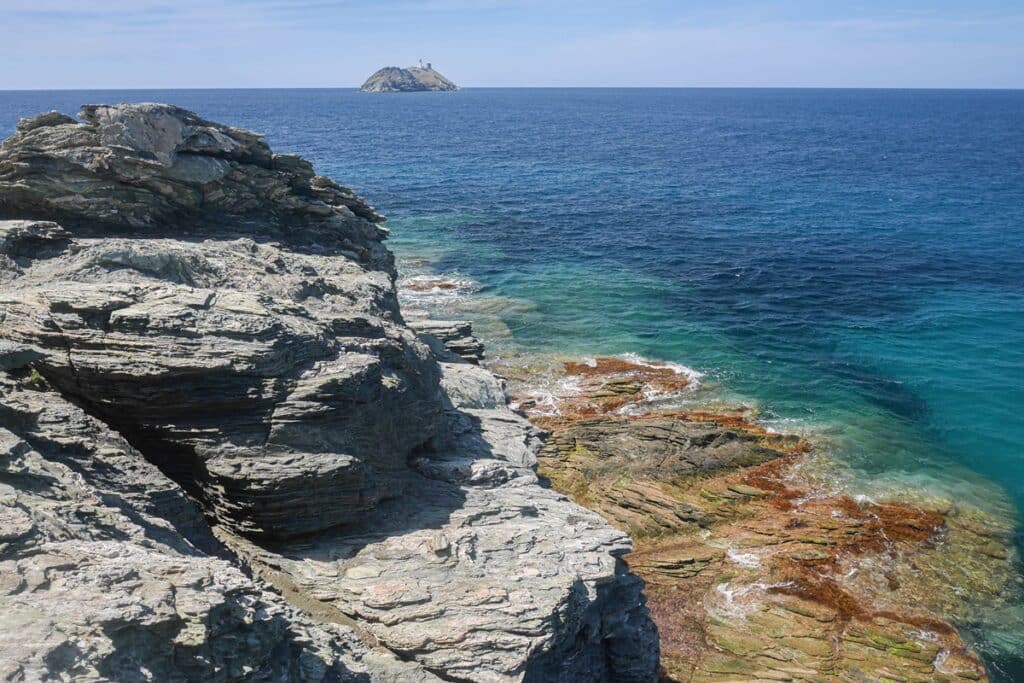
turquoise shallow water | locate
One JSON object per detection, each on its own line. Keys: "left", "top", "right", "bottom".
{"left": 2, "top": 88, "right": 1023, "bottom": 677}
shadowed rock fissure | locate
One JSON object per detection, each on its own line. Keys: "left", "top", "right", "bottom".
{"left": 82, "top": 411, "right": 207, "bottom": 508}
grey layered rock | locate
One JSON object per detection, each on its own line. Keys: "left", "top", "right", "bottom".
{"left": 0, "top": 233, "right": 441, "bottom": 539}
{"left": 0, "top": 372, "right": 440, "bottom": 682}
{"left": 240, "top": 361, "right": 657, "bottom": 681}
{"left": 409, "top": 319, "right": 485, "bottom": 364}
{"left": 0, "top": 104, "right": 390, "bottom": 269}
{"left": 0, "top": 104, "right": 658, "bottom": 681}
{"left": 360, "top": 65, "right": 459, "bottom": 93}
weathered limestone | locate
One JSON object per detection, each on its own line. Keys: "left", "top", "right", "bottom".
{"left": 0, "top": 233, "right": 441, "bottom": 539}
{"left": 239, "top": 361, "right": 657, "bottom": 681}
{"left": 0, "top": 104, "right": 390, "bottom": 268}
{"left": 0, "top": 105, "right": 659, "bottom": 681}
{"left": 0, "top": 370, "right": 440, "bottom": 682}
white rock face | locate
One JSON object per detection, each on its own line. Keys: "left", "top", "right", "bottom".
{"left": 0, "top": 106, "right": 659, "bottom": 681}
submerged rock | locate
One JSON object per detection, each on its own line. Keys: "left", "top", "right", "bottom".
{"left": 510, "top": 355, "right": 1014, "bottom": 682}
{"left": 360, "top": 65, "right": 458, "bottom": 93}
{"left": 0, "top": 106, "right": 658, "bottom": 681}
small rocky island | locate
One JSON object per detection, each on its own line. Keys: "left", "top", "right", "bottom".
{"left": 360, "top": 63, "right": 458, "bottom": 92}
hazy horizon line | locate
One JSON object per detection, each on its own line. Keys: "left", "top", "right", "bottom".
{"left": 3, "top": 85, "right": 1023, "bottom": 93}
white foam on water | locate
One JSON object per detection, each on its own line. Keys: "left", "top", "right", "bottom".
{"left": 512, "top": 373, "right": 585, "bottom": 417}
{"left": 712, "top": 580, "right": 794, "bottom": 619}
{"left": 726, "top": 549, "right": 761, "bottom": 568}
{"left": 618, "top": 352, "right": 705, "bottom": 382}
{"left": 398, "top": 274, "right": 481, "bottom": 309}
{"left": 713, "top": 582, "right": 749, "bottom": 618}
{"left": 762, "top": 416, "right": 815, "bottom": 436}
{"left": 934, "top": 651, "right": 956, "bottom": 675}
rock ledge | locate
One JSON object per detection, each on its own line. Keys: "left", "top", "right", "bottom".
{"left": 0, "top": 105, "right": 657, "bottom": 682}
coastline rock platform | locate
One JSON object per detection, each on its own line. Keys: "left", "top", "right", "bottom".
{"left": 3, "top": 101, "right": 1008, "bottom": 683}
{"left": 500, "top": 355, "right": 1012, "bottom": 682}
{"left": 0, "top": 105, "right": 655, "bottom": 681}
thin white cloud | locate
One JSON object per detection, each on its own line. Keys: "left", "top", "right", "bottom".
{"left": 2, "top": 2, "right": 1022, "bottom": 88}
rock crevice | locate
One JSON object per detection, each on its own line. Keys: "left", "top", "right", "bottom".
{"left": 0, "top": 105, "right": 658, "bottom": 681}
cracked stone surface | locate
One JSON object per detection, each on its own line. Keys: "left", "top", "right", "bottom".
{"left": 0, "top": 374, "right": 440, "bottom": 683}
{"left": 0, "top": 105, "right": 659, "bottom": 681}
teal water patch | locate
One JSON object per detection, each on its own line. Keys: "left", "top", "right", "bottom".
{"left": 398, "top": 229, "right": 1024, "bottom": 527}
{"left": 393, "top": 232, "right": 1022, "bottom": 509}
{"left": 831, "top": 289, "right": 1024, "bottom": 509}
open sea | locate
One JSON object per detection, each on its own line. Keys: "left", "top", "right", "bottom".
{"left": 2, "top": 88, "right": 1023, "bottom": 678}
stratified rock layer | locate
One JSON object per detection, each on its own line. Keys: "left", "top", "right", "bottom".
{"left": 409, "top": 319, "right": 485, "bottom": 364}
{"left": 0, "top": 103, "right": 389, "bottom": 266}
{"left": 0, "top": 372, "right": 438, "bottom": 683}
{"left": 0, "top": 106, "right": 658, "bottom": 681}
{"left": 505, "top": 355, "right": 1015, "bottom": 682}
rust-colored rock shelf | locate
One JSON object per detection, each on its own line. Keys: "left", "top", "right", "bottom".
{"left": 505, "top": 355, "right": 1014, "bottom": 682}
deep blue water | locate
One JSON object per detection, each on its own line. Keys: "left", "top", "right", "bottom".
{"left": 2, "top": 88, "right": 1023, "bottom": 677}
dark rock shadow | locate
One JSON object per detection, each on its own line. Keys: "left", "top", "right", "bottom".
{"left": 259, "top": 384, "right": 488, "bottom": 564}
{"left": 98, "top": 614, "right": 373, "bottom": 683}
{"left": 522, "top": 562, "right": 659, "bottom": 683}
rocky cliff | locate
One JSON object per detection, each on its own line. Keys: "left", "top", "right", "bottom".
{"left": 0, "top": 105, "right": 657, "bottom": 681}
{"left": 360, "top": 66, "right": 458, "bottom": 93}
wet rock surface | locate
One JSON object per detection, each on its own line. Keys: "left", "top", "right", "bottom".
{"left": 0, "top": 106, "right": 659, "bottom": 681}
{"left": 505, "top": 356, "right": 1018, "bottom": 682}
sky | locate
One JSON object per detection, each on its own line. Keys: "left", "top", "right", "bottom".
{"left": 2, "top": 0, "right": 1022, "bottom": 89}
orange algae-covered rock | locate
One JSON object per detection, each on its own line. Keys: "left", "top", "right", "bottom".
{"left": 522, "top": 354, "right": 1011, "bottom": 682}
